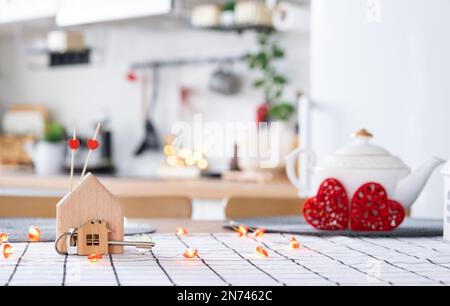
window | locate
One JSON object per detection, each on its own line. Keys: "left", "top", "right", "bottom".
{"left": 86, "top": 234, "right": 100, "bottom": 246}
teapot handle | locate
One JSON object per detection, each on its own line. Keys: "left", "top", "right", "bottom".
{"left": 285, "top": 148, "right": 317, "bottom": 197}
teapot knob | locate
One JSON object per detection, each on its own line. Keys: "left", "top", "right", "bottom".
{"left": 353, "top": 129, "right": 373, "bottom": 139}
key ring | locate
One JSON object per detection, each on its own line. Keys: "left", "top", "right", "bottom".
{"left": 55, "top": 227, "right": 78, "bottom": 256}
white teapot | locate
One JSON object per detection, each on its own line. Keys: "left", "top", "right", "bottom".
{"left": 286, "top": 129, "right": 445, "bottom": 209}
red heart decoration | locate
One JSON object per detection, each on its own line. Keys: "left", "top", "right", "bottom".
{"left": 350, "top": 182, "right": 405, "bottom": 232}
{"left": 68, "top": 139, "right": 80, "bottom": 151}
{"left": 126, "top": 71, "right": 138, "bottom": 82}
{"left": 87, "top": 139, "right": 100, "bottom": 151}
{"left": 303, "top": 178, "right": 349, "bottom": 231}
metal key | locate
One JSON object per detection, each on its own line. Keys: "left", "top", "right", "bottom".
{"left": 108, "top": 240, "right": 155, "bottom": 254}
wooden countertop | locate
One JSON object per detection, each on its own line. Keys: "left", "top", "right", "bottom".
{"left": 0, "top": 173, "right": 298, "bottom": 200}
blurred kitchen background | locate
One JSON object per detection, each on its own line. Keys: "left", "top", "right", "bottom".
{"left": 0, "top": 0, "right": 449, "bottom": 220}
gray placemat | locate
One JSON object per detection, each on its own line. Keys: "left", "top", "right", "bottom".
{"left": 226, "top": 216, "right": 444, "bottom": 237}
{"left": 0, "top": 218, "right": 155, "bottom": 242}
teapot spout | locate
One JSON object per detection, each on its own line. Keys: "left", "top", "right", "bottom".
{"left": 393, "top": 157, "right": 445, "bottom": 209}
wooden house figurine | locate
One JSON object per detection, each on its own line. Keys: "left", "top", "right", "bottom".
{"left": 56, "top": 173, "right": 124, "bottom": 254}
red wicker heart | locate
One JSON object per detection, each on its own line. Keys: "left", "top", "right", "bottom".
{"left": 68, "top": 139, "right": 80, "bottom": 150}
{"left": 87, "top": 139, "right": 100, "bottom": 151}
{"left": 303, "top": 178, "right": 349, "bottom": 231}
{"left": 350, "top": 182, "right": 405, "bottom": 232}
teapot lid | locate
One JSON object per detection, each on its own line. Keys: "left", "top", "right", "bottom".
{"left": 319, "top": 129, "right": 409, "bottom": 170}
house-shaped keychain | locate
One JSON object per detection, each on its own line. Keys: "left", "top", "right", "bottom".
{"left": 76, "top": 220, "right": 111, "bottom": 255}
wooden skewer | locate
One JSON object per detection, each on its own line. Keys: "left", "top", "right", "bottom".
{"left": 69, "top": 128, "right": 77, "bottom": 192}
{"left": 81, "top": 123, "right": 101, "bottom": 179}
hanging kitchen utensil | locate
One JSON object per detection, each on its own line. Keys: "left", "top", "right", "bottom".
{"left": 135, "top": 67, "right": 161, "bottom": 156}
{"left": 209, "top": 61, "right": 242, "bottom": 96}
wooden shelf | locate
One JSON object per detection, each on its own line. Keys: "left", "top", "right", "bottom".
{"left": 193, "top": 24, "right": 274, "bottom": 34}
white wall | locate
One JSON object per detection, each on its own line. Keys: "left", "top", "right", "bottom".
{"left": 0, "top": 24, "right": 309, "bottom": 175}
{"left": 310, "top": 0, "right": 450, "bottom": 218}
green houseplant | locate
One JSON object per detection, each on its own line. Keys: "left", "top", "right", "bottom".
{"left": 246, "top": 32, "right": 295, "bottom": 123}
{"left": 239, "top": 32, "right": 295, "bottom": 171}
{"left": 220, "top": 1, "right": 236, "bottom": 28}
{"left": 44, "top": 121, "right": 66, "bottom": 143}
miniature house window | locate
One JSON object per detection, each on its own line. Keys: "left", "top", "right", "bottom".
{"left": 86, "top": 234, "right": 100, "bottom": 246}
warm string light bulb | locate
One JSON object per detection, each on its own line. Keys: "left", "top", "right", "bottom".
{"left": 167, "top": 155, "right": 179, "bottom": 166}
{"left": 0, "top": 232, "right": 8, "bottom": 244}
{"left": 164, "top": 144, "right": 174, "bottom": 156}
{"left": 179, "top": 148, "right": 193, "bottom": 159}
{"left": 289, "top": 237, "right": 301, "bottom": 249}
{"left": 236, "top": 226, "right": 249, "bottom": 237}
{"left": 197, "top": 159, "right": 208, "bottom": 170}
{"left": 183, "top": 248, "right": 199, "bottom": 259}
{"left": 256, "top": 246, "right": 269, "bottom": 258}
{"left": 193, "top": 151, "right": 203, "bottom": 162}
{"left": 28, "top": 226, "right": 41, "bottom": 242}
{"left": 164, "top": 137, "right": 208, "bottom": 170}
{"left": 185, "top": 157, "right": 196, "bottom": 166}
{"left": 3, "top": 244, "right": 13, "bottom": 259}
{"left": 176, "top": 227, "right": 188, "bottom": 236}
{"left": 253, "top": 229, "right": 266, "bottom": 238}
{"left": 88, "top": 254, "right": 103, "bottom": 264}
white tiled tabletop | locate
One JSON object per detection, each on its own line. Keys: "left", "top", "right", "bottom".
{"left": 1, "top": 234, "right": 450, "bottom": 286}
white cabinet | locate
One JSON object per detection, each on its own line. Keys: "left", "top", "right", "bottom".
{"left": 0, "top": 0, "right": 172, "bottom": 26}
{"left": 56, "top": 0, "right": 172, "bottom": 27}
{"left": 0, "top": 0, "right": 61, "bottom": 24}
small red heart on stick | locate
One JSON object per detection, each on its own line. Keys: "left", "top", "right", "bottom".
{"left": 303, "top": 178, "right": 349, "bottom": 231}
{"left": 126, "top": 71, "right": 138, "bottom": 82}
{"left": 68, "top": 139, "right": 80, "bottom": 151}
{"left": 87, "top": 139, "right": 100, "bottom": 151}
{"left": 350, "top": 182, "right": 405, "bottom": 232}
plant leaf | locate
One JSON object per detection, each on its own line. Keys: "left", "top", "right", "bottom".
{"left": 253, "top": 79, "right": 265, "bottom": 88}
{"left": 273, "top": 75, "right": 288, "bottom": 85}
{"left": 45, "top": 122, "right": 66, "bottom": 143}
{"left": 268, "top": 103, "right": 295, "bottom": 121}
{"left": 272, "top": 45, "right": 285, "bottom": 58}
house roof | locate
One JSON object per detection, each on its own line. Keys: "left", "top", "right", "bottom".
{"left": 57, "top": 173, "right": 123, "bottom": 232}
{"left": 78, "top": 220, "right": 112, "bottom": 233}
{"left": 58, "top": 172, "right": 119, "bottom": 203}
